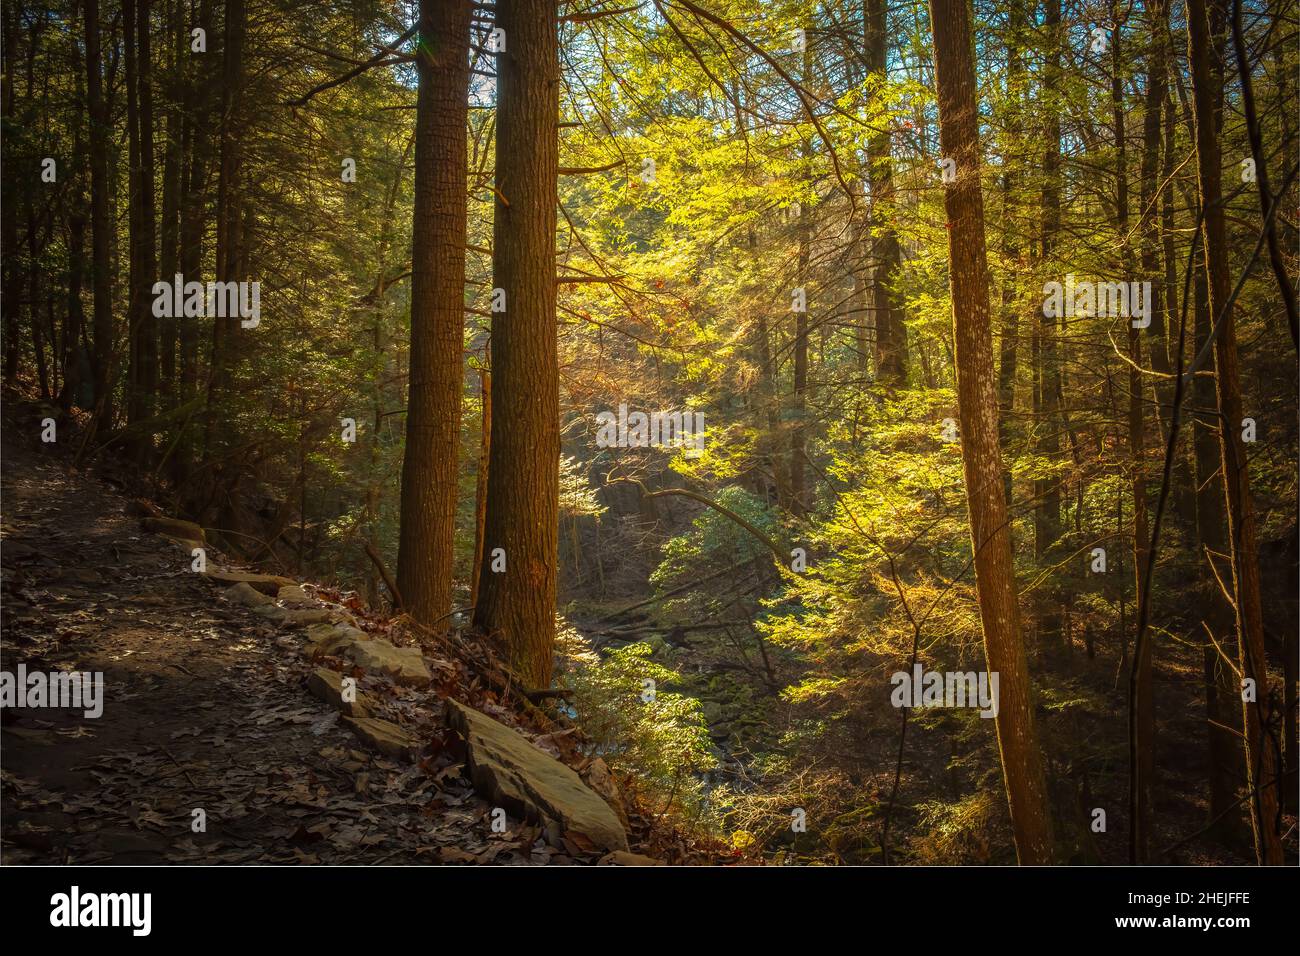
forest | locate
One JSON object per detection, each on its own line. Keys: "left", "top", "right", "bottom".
{"left": 0, "top": 0, "right": 1296, "bottom": 868}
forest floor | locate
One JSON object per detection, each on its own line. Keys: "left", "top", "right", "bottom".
{"left": 0, "top": 407, "right": 667, "bottom": 865}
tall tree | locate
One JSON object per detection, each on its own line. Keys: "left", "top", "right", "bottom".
{"left": 473, "top": 0, "right": 561, "bottom": 688}
{"left": 395, "top": 0, "right": 471, "bottom": 630}
{"left": 1192, "top": 262, "right": 1242, "bottom": 839}
{"left": 83, "top": 0, "right": 114, "bottom": 427}
{"left": 929, "top": 0, "right": 1055, "bottom": 864}
{"left": 1187, "top": 0, "right": 1284, "bottom": 865}
{"left": 203, "top": 0, "right": 246, "bottom": 463}
{"left": 1035, "top": 0, "right": 1063, "bottom": 651}
{"left": 865, "top": 0, "right": 906, "bottom": 383}
{"left": 1117, "top": 1, "right": 1157, "bottom": 864}
{"left": 127, "top": 0, "right": 158, "bottom": 458}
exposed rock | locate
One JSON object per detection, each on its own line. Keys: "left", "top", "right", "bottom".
{"left": 141, "top": 516, "right": 205, "bottom": 544}
{"left": 344, "top": 640, "right": 432, "bottom": 687}
{"left": 341, "top": 715, "right": 417, "bottom": 760}
{"left": 225, "top": 582, "right": 275, "bottom": 607}
{"left": 446, "top": 699, "right": 628, "bottom": 852}
{"left": 598, "top": 851, "right": 665, "bottom": 866}
{"left": 304, "top": 623, "right": 368, "bottom": 657}
{"left": 252, "top": 605, "right": 335, "bottom": 628}
{"left": 204, "top": 569, "right": 297, "bottom": 595}
{"left": 306, "top": 667, "right": 372, "bottom": 717}
{"left": 276, "top": 584, "right": 314, "bottom": 606}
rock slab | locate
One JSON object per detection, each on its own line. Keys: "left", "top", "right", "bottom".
{"left": 341, "top": 715, "right": 417, "bottom": 760}
{"left": 306, "top": 667, "right": 372, "bottom": 718}
{"left": 446, "top": 699, "right": 628, "bottom": 852}
{"left": 204, "top": 569, "right": 298, "bottom": 594}
{"left": 345, "top": 640, "right": 432, "bottom": 687}
{"left": 142, "top": 516, "right": 205, "bottom": 545}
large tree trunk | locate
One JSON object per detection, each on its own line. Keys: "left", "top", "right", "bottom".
{"left": 0, "top": 7, "right": 18, "bottom": 390}
{"left": 157, "top": 0, "right": 183, "bottom": 403}
{"left": 395, "top": 0, "right": 471, "bottom": 631}
{"left": 203, "top": 0, "right": 246, "bottom": 462}
{"left": 1118, "top": 1, "right": 1157, "bottom": 864}
{"left": 1192, "top": 263, "right": 1243, "bottom": 841}
{"left": 83, "top": 0, "right": 114, "bottom": 427}
{"left": 865, "top": 0, "right": 906, "bottom": 384}
{"left": 789, "top": 83, "right": 812, "bottom": 518}
{"left": 470, "top": 365, "right": 491, "bottom": 610}
{"left": 995, "top": 5, "right": 1026, "bottom": 504}
{"left": 123, "top": 0, "right": 141, "bottom": 427}
{"left": 1187, "top": 0, "right": 1284, "bottom": 865}
{"left": 473, "top": 0, "right": 561, "bottom": 689}
{"left": 929, "top": 0, "right": 1055, "bottom": 864}
{"left": 1035, "top": 0, "right": 1063, "bottom": 658}
{"left": 127, "top": 0, "right": 158, "bottom": 461}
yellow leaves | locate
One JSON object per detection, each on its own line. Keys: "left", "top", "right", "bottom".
{"left": 730, "top": 830, "right": 756, "bottom": 851}
{"left": 780, "top": 676, "right": 849, "bottom": 706}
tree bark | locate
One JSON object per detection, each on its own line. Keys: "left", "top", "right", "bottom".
{"left": 473, "top": 0, "right": 561, "bottom": 689}
{"left": 1112, "top": 1, "right": 1157, "bottom": 864}
{"left": 865, "top": 0, "right": 906, "bottom": 383}
{"left": 127, "top": 0, "right": 158, "bottom": 461}
{"left": 1187, "top": 0, "right": 1284, "bottom": 864}
{"left": 83, "top": 0, "right": 114, "bottom": 427}
{"left": 470, "top": 364, "right": 491, "bottom": 610}
{"left": 1035, "top": 0, "right": 1063, "bottom": 660}
{"left": 929, "top": 0, "right": 1055, "bottom": 864}
{"left": 395, "top": 0, "right": 471, "bottom": 631}
{"left": 1191, "top": 262, "right": 1243, "bottom": 840}
{"left": 203, "top": 0, "right": 246, "bottom": 461}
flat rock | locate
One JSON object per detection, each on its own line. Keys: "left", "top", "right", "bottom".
{"left": 344, "top": 640, "right": 432, "bottom": 687}
{"left": 341, "top": 716, "right": 416, "bottom": 760}
{"left": 225, "top": 582, "right": 275, "bottom": 607}
{"left": 306, "top": 667, "right": 372, "bottom": 717}
{"left": 276, "top": 584, "right": 315, "bottom": 606}
{"left": 204, "top": 569, "right": 297, "bottom": 595}
{"left": 304, "top": 623, "right": 368, "bottom": 657}
{"left": 446, "top": 699, "right": 628, "bottom": 852}
{"left": 252, "top": 605, "right": 335, "bottom": 628}
{"left": 141, "top": 516, "right": 205, "bottom": 545}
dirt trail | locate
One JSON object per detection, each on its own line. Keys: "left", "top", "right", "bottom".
{"left": 0, "top": 437, "right": 539, "bottom": 865}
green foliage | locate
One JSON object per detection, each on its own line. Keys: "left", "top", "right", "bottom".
{"left": 555, "top": 627, "right": 717, "bottom": 820}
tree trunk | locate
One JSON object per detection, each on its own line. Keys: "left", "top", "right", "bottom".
{"left": 929, "top": 0, "right": 1055, "bottom": 865}
{"left": 473, "top": 0, "right": 561, "bottom": 689}
{"left": 996, "top": 5, "right": 1026, "bottom": 504}
{"left": 203, "top": 0, "right": 246, "bottom": 461}
{"left": 470, "top": 365, "right": 491, "bottom": 610}
{"left": 789, "top": 86, "right": 811, "bottom": 517}
{"left": 1035, "top": 0, "right": 1063, "bottom": 659}
{"left": 158, "top": 0, "right": 183, "bottom": 403}
{"left": 395, "top": 0, "right": 471, "bottom": 631}
{"left": 84, "top": 0, "right": 114, "bottom": 427}
{"left": 865, "top": 0, "right": 906, "bottom": 383}
{"left": 1191, "top": 262, "right": 1242, "bottom": 840}
{"left": 127, "top": 0, "right": 158, "bottom": 461}
{"left": 1187, "top": 0, "right": 1284, "bottom": 865}
{"left": 1113, "top": 1, "right": 1157, "bottom": 864}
